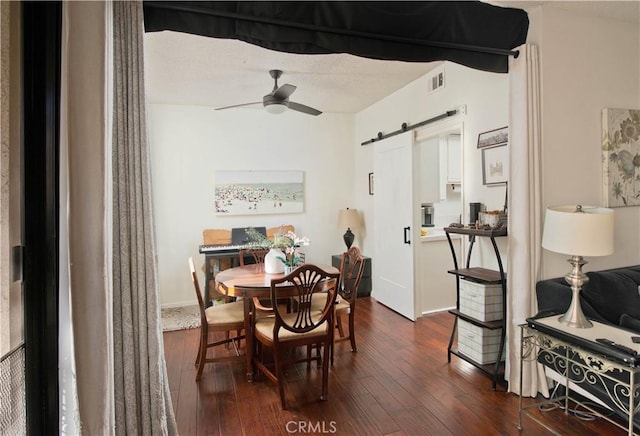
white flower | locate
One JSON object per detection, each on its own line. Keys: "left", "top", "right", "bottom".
{"left": 275, "top": 231, "right": 310, "bottom": 266}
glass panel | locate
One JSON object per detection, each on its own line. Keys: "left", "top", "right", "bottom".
{"left": 0, "top": 0, "right": 23, "bottom": 360}
{"left": 0, "top": 3, "right": 25, "bottom": 435}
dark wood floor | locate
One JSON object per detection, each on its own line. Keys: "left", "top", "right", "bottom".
{"left": 163, "top": 297, "right": 620, "bottom": 435}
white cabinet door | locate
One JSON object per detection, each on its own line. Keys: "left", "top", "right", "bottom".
{"left": 446, "top": 134, "right": 461, "bottom": 183}
{"left": 373, "top": 134, "right": 415, "bottom": 320}
{"left": 438, "top": 134, "right": 461, "bottom": 200}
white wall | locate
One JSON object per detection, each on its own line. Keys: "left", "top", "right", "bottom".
{"left": 148, "top": 105, "right": 354, "bottom": 306}
{"left": 354, "top": 62, "right": 510, "bottom": 270}
{"left": 532, "top": 5, "right": 640, "bottom": 278}
{"left": 149, "top": 4, "right": 640, "bottom": 306}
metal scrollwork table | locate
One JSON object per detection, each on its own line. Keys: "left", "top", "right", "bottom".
{"left": 519, "top": 315, "right": 640, "bottom": 435}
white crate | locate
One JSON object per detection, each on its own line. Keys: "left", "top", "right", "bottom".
{"left": 459, "top": 279, "right": 503, "bottom": 322}
{"left": 457, "top": 319, "right": 504, "bottom": 364}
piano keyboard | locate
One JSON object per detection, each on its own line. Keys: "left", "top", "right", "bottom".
{"left": 199, "top": 244, "right": 248, "bottom": 254}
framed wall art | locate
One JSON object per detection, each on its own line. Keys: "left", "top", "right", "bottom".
{"left": 482, "top": 144, "right": 508, "bottom": 185}
{"left": 602, "top": 108, "right": 640, "bottom": 207}
{"left": 477, "top": 126, "right": 508, "bottom": 149}
{"left": 214, "top": 170, "right": 304, "bottom": 215}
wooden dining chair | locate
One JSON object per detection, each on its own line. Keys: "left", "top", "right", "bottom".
{"left": 266, "top": 224, "right": 294, "bottom": 241}
{"left": 238, "top": 247, "right": 270, "bottom": 266}
{"left": 252, "top": 264, "right": 340, "bottom": 409}
{"left": 189, "top": 257, "right": 245, "bottom": 381}
{"left": 309, "top": 246, "right": 365, "bottom": 364}
{"left": 334, "top": 246, "right": 366, "bottom": 353}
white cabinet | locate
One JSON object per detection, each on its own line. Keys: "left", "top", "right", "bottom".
{"left": 439, "top": 134, "right": 461, "bottom": 200}
{"left": 446, "top": 134, "right": 461, "bottom": 184}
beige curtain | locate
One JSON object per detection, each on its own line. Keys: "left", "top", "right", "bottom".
{"left": 63, "top": 1, "right": 176, "bottom": 434}
{"left": 506, "top": 44, "right": 549, "bottom": 397}
{"left": 63, "top": 2, "right": 111, "bottom": 434}
{"left": 112, "top": 2, "right": 177, "bottom": 435}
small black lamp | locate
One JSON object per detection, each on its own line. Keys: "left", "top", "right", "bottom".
{"left": 338, "top": 208, "right": 360, "bottom": 249}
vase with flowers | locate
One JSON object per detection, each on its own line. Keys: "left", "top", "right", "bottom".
{"left": 274, "top": 231, "right": 310, "bottom": 274}
{"left": 245, "top": 227, "right": 310, "bottom": 274}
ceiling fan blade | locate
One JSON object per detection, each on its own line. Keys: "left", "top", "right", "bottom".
{"left": 272, "top": 83, "right": 296, "bottom": 100}
{"left": 288, "top": 101, "right": 322, "bottom": 116}
{"left": 215, "top": 101, "right": 262, "bottom": 111}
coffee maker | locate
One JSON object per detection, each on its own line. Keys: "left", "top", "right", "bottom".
{"left": 469, "top": 202, "right": 482, "bottom": 226}
{"left": 421, "top": 203, "right": 434, "bottom": 227}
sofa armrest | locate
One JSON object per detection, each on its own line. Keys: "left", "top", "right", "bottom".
{"left": 535, "top": 278, "right": 607, "bottom": 324}
{"left": 536, "top": 278, "right": 571, "bottom": 312}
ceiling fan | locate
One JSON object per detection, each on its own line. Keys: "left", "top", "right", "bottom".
{"left": 215, "top": 69, "right": 322, "bottom": 116}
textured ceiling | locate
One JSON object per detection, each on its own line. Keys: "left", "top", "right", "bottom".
{"left": 143, "top": 30, "right": 440, "bottom": 114}
{"left": 143, "top": 1, "right": 639, "bottom": 115}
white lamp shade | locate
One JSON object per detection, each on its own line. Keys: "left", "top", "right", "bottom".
{"left": 541, "top": 205, "right": 614, "bottom": 257}
{"left": 338, "top": 208, "right": 360, "bottom": 229}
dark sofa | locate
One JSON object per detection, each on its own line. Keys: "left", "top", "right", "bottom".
{"left": 536, "top": 265, "right": 640, "bottom": 329}
{"left": 535, "top": 264, "right": 640, "bottom": 428}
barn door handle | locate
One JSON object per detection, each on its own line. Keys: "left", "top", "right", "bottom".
{"left": 403, "top": 226, "right": 411, "bottom": 244}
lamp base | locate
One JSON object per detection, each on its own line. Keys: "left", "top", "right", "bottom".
{"left": 558, "top": 255, "right": 593, "bottom": 329}
{"left": 343, "top": 228, "right": 354, "bottom": 250}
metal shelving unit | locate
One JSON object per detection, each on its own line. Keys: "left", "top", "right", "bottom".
{"left": 444, "top": 226, "right": 507, "bottom": 389}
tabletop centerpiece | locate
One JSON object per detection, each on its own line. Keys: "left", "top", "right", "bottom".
{"left": 245, "top": 227, "right": 310, "bottom": 274}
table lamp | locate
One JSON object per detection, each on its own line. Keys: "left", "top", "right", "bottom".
{"left": 541, "top": 205, "right": 614, "bottom": 328}
{"left": 338, "top": 208, "right": 360, "bottom": 250}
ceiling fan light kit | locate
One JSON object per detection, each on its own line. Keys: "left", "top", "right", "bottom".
{"left": 264, "top": 101, "right": 288, "bottom": 114}
{"left": 216, "top": 69, "right": 322, "bottom": 116}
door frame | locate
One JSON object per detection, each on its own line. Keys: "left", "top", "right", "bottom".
{"left": 22, "top": 3, "right": 61, "bottom": 434}
{"left": 414, "top": 118, "right": 465, "bottom": 315}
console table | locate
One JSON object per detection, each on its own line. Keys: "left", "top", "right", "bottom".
{"left": 519, "top": 315, "right": 640, "bottom": 435}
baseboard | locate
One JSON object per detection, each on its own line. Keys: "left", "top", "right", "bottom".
{"left": 421, "top": 306, "right": 455, "bottom": 317}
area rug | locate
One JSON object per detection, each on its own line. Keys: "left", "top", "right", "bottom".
{"left": 161, "top": 305, "right": 200, "bottom": 332}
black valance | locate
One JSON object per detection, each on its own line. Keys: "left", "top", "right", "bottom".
{"left": 143, "top": 1, "right": 528, "bottom": 73}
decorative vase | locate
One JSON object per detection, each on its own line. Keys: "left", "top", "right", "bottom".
{"left": 264, "top": 248, "right": 285, "bottom": 274}
{"left": 283, "top": 265, "right": 293, "bottom": 275}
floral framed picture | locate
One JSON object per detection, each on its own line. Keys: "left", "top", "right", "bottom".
{"left": 482, "top": 144, "right": 508, "bottom": 185}
{"left": 477, "top": 126, "right": 508, "bottom": 149}
{"left": 602, "top": 108, "right": 640, "bottom": 207}
{"left": 214, "top": 170, "right": 304, "bottom": 215}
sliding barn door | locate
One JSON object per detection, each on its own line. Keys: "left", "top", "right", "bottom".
{"left": 373, "top": 134, "right": 416, "bottom": 320}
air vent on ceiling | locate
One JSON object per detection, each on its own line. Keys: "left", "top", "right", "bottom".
{"left": 428, "top": 68, "right": 445, "bottom": 93}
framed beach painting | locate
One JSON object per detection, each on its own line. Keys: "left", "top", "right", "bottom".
{"left": 602, "top": 108, "right": 640, "bottom": 207}
{"left": 214, "top": 170, "right": 304, "bottom": 215}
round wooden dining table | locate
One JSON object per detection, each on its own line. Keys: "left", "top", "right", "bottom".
{"left": 215, "top": 263, "right": 339, "bottom": 381}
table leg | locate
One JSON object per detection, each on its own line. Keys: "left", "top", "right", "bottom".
{"left": 243, "top": 297, "right": 254, "bottom": 382}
